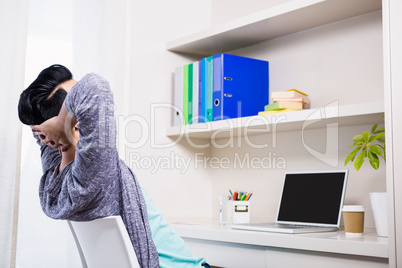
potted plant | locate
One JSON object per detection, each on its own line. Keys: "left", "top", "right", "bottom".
{"left": 344, "top": 118, "right": 385, "bottom": 170}
{"left": 344, "top": 116, "right": 387, "bottom": 236}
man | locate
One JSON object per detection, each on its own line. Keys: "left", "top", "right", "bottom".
{"left": 18, "top": 64, "right": 209, "bottom": 268}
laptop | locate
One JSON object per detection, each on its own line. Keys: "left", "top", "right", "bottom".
{"left": 231, "top": 169, "right": 348, "bottom": 234}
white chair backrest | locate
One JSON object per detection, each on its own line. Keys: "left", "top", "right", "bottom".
{"left": 67, "top": 216, "right": 140, "bottom": 268}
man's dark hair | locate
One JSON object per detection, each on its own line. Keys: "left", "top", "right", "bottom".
{"left": 18, "top": 64, "right": 72, "bottom": 125}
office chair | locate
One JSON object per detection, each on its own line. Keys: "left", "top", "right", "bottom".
{"left": 67, "top": 216, "right": 140, "bottom": 268}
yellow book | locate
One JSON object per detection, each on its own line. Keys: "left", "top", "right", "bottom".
{"left": 271, "top": 89, "right": 310, "bottom": 104}
{"left": 258, "top": 108, "right": 301, "bottom": 115}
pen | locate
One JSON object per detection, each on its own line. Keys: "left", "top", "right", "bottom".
{"left": 245, "top": 192, "right": 251, "bottom": 201}
{"left": 247, "top": 193, "right": 253, "bottom": 201}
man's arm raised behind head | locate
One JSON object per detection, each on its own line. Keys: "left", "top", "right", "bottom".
{"left": 38, "top": 73, "right": 120, "bottom": 219}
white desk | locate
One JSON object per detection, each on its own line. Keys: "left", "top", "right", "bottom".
{"left": 170, "top": 220, "right": 388, "bottom": 268}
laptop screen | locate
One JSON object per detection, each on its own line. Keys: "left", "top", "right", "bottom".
{"left": 276, "top": 170, "right": 348, "bottom": 226}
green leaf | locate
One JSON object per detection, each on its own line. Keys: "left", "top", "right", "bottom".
{"left": 353, "top": 134, "right": 363, "bottom": 143}
{"left": 373, "top": 127, "right": 385, "bottom": 134}
{"left": 368, "top": 150, "right": 376, "bottom": 161}
{"left": 369, "top": 144, "right": 382, "bottom": 155}
{"left": 371, "top": 132, "right": 385, "bottom": 142}
{"left": 371, "top": 124, "right": 378, "bottom": 133}
{"left": 354, "top": 150, "right": 366, "bottom": 171}
{"left": 345, "top": 146, "right": 363, "bottom": 166}
{"left": 377, "top": 135, "right": 385, "bottom": 143}
{"left": 368, "top": 151, "right": 380, "bottom": 170}
{"left": 349, "top": 142, "right": 363, "bottom": 149}
{"left": 362, "top": 131, "right": 370, "bottom": 142}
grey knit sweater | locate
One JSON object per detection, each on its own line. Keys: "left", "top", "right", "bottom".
{"left": 37, "top": 73, "right": 159, "bottom": 267}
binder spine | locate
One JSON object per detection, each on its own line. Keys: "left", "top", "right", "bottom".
{"left": 183, "top": 64, "right": 189, "bottom": 125}
{"left": 173, "top": 66, "right": 183, "bottom": 126}
{"left": 198, "top": 61, "right": 202, "bottom": 123}
{"left": 206, "top": 56, "right": 213, "bottom": 122}
{"left": 213, "top": 54, "right": 223, "bottom": 121}
{"left": 192, "top": 61, "right": 199, "bottom": 124}
{"left": 200, "top": 58, "right": 206, "bottom": 123}
{"left": 188, "top": 63, "right": 193, "bottom": 124}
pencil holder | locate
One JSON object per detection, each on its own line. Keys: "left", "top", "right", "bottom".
{"left": 232, "top": 201, "right": 250, "bottom": 224}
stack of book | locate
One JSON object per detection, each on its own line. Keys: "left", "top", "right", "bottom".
{"left": 258, "top": 89, "right": 309, "bottom": 115}
{"left": 174, "top": 53, "right": 269, "bottom": 126}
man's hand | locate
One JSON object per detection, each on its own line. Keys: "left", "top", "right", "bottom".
{"left": 31, "top": 116, "right": 74, "bottom": 151}
{"left": 31, "top": 100, "right": 78, "bottom": 151}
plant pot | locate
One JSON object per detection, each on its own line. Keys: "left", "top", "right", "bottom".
{"left": 369, "top": 192, "right": 388, "bottom": 237}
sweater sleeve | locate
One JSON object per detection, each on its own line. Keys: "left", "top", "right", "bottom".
{"left": 34, "top": 133, "right": 61, "bottom": 173}
{"left": 39, "top": 73, "right": 120, "bottom": 219}
{"left": 64, "top": 73, "right": 119, "bottom": 191}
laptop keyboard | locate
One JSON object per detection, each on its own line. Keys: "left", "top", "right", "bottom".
{"left": 277, "top": 224, "right": 310, "bottom": 229}
{"left": 256, "top": 223, "right": 310, "bottom": 229}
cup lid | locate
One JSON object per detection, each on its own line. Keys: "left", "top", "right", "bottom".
{"left": 342, "top": 205, "right": 364, "bottom": 212}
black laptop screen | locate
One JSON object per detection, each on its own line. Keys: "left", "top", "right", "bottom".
{"left": 277, "top": 171, "right": 347, "bottom": 225}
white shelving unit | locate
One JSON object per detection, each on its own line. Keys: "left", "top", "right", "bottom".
{"left": 166, "top": 102, "right": 384, "bottom": 139}
{"left": 165, "top": 0, "right": 389, "bottom": 266}
{"left": 166, "top": 0, "right": 383, "bottom": 140}
{"left": 167, "top": 0, "right": 381, "bottom": 56}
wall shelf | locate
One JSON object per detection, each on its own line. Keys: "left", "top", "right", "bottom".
{"left": 171, "top": 221, "right": 388, "bottom": 259}
{"left": 166, "top": 0, "right": 381, "bottom": 57}
{"left": 166, "top": 102, "right": 384, "bottom": 140}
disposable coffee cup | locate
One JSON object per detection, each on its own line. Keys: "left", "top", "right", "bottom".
{"left": 342, "top": 205, "right": 365, "bottom": 238}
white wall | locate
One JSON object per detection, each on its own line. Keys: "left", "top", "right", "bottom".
{"left": 211, "top": 0, "right": 291, "bottom": 25}
{"left": 125, "top": 1, "right": 213, "bottom": 220}
{"left": 208, "top": 11, "right": 385, "bottom": 227}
